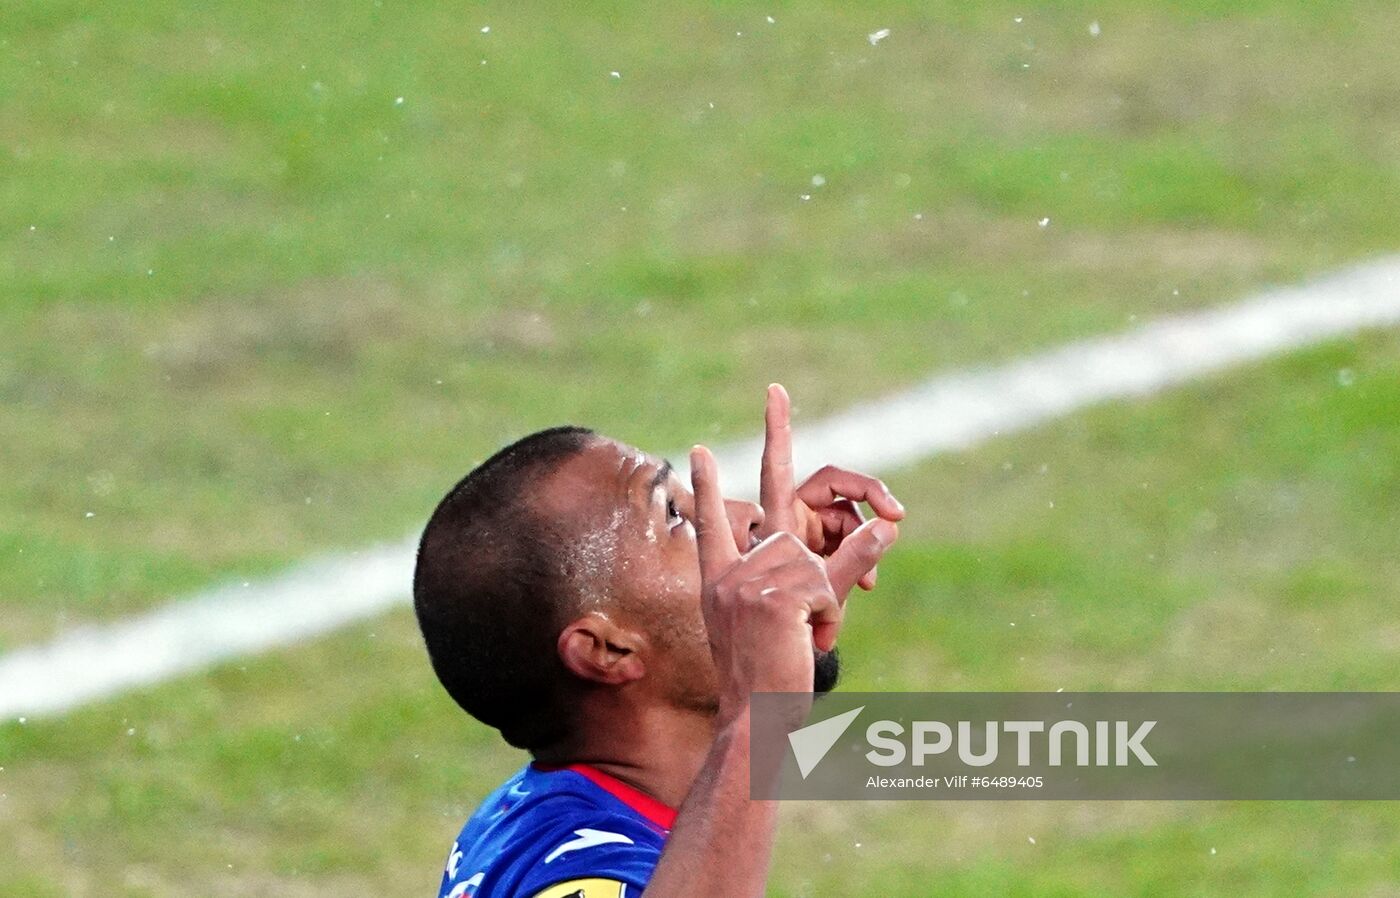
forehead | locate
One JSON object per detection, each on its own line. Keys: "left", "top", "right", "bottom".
{"left": 533, "top": 437, "right": 663, "bottom": 515}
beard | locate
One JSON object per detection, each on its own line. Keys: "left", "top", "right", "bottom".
{"left": 671, "top": 644, "right": 843, "bottom": 715}
{"left": 813, "top": 646, "right": 841, "bottom": 694}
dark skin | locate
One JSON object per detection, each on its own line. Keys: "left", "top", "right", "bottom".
{"left": 525, "top": 385, "right": 903, "bottom": 897}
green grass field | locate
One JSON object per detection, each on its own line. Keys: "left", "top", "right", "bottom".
{"left": 3, "top": 1, "right": 1399, "bottom": 895}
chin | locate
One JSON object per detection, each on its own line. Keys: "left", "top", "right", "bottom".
{"left": 813, "top": 647, "right": 841, "bottom": 694}
{"left": 684, "top": 646, "right": 841, "bottom": 713}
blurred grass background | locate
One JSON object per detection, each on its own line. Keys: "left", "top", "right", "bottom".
{"left": 3, "top": 0, "right": 1399, "bottom": 895}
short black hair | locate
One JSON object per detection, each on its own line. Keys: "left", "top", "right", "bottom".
{"left": 413, "top": 425, "right": 596, "bottom": 750}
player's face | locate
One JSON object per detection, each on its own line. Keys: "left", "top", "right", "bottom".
{"left": 585, "top": 439, "right": 718, "bottom": 713}
{"left": 548, "top": 439, "right": 837, "bottom": 714}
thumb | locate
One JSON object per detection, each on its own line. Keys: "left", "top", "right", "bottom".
{"left": 825, "top": 519, "right": 897, "bottom": 601}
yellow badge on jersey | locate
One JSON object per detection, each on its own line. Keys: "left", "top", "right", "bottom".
{"left": 530, "top": 878, "right": 627, "bottom": 898}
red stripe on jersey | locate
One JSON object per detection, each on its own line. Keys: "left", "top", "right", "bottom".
{"left": 533, "top": 763, "right": 677, "bottom": 832}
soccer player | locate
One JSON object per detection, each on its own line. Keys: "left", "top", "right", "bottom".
{"left": 414, "top": 385, "right": 904, "bottom": 897}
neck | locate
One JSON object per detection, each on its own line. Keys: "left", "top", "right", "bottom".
{"left": 533, "top": 697, "right": 717, "bottom": 810}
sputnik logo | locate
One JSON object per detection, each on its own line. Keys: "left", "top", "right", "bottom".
{"left": 787, "top": 706, "right": 864, "bottom": 779}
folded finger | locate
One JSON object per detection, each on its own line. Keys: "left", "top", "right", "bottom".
{"left": 817, "top": 499, "right": 864, "bottom": 556}
{"left": 798, "top": 465, "right": 905, "bottom": 522}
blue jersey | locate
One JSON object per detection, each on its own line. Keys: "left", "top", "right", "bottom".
{"left": 437, "top": 763, "right": 674, "bottom": 898}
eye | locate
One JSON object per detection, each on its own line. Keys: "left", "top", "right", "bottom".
{"left": 666, "top": 496, "right": 682, "bottom": 523}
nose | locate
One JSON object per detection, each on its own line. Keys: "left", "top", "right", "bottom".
{"left": 725, "top": 499, "right": 765, "bottom": 551}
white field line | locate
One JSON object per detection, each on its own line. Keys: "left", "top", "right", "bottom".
{"left": 4, "top": 257, "right": 1400, "bottom": 720}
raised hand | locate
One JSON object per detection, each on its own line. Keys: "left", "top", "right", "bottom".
{"left": 757, "top": 384, "right": 903, "bottom": 598}
{"left": 691, "top": 445, "right": 843, "bottom": 722}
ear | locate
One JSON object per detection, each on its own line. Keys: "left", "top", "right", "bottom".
{"left": 557, "top": 612, "right": 648, "bottom": 686}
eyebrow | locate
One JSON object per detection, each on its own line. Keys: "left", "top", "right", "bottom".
{"left": 648, "top": 459, "right": 674, "bottom": 494}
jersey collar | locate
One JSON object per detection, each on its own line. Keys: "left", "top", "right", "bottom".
{"left": 532, "top": 762, "right": 678, "bottom": 831}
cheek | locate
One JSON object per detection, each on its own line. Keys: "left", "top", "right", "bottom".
{"left": 642, "top": 536, "right": 704, "bottom": 633}
{"left": 629, "top": 547, "right": 707, "bottom": 658}
{"left": 612, "top": 525, "right": 700, "bottom": 608}
{"left": 658, "top": 537, "right": 701, "bottom": 604}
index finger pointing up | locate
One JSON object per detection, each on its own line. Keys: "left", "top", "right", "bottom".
{"left": 690, "top": 445, "right": 740, "bottom": 580}
{"left": 760, "top": 383, "right": 799, "bottom": 533}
